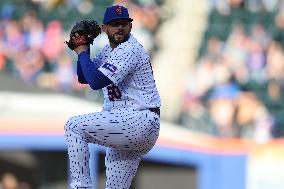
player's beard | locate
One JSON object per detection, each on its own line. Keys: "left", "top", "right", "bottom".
{"left": 108, "top": 31, "right": 130, "bottom": 46}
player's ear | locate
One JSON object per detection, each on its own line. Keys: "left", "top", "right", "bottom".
{"left": 102, "top": 25, "right": 107, "bottom": 33}
{"left": 129, "top": 22, "right": 132, "bottom": 31}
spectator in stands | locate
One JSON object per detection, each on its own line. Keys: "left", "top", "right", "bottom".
{"left": 245, "top": 30, "right": 266, "bottom": 83}
{"left": 13, "top": 48, "right": 44, "bottom": 83}
{"left": 42, "top": 20, "right": 64, "bottom": 71}
{"left": 208, "top": 59, "right": 241, "bottom": 137}
{"left": 4, "top": 20, "right": 25, "bottom": 62}
{"left": 21, "top": 13, "right": 45, "bottom": 51}
{"left": 235, "top": 92, "right": 273, "bottom": 141}
{"left": 0, "top": 172, "right": 31, "bottom": 189}
{"left": 53, "top": 54, "right": 77, "bottom": 92}
{"left": 266, "top": 40, "right": 284, "bottom": 81}
{"left": 0, "top": 173, "right": 18, "bottom": 189}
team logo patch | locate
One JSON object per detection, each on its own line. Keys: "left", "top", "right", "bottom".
{"left": 102, "top": 63, "right": 117, "bottom": 73}
{"left": 115, "top": 6, "right": 123, "bottom": 14}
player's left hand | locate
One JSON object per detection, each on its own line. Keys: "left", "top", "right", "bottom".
{"left": 65, "top": 20, "right": 101, "bottom": 50}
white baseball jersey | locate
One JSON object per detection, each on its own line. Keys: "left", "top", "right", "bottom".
{"left": 97, "top": 35, "right": 161, "bottom": 110}
{"left": 65, "top": 35, "right": 161, "bottom": 189}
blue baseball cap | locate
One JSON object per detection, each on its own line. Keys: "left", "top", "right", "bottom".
{"left": 103, "top": 5, "right": 133, "bottom": 24}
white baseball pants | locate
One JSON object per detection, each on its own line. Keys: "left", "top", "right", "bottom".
{"left": 64, "top": 108, "right": 160, "bottom": 189}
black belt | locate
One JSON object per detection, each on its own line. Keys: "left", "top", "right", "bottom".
{"left": 149, "top": 107, "right": 160, "bottom": 116}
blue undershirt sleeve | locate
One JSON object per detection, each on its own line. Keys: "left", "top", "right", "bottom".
{"left": 78, "top": 51, "right": 112, "bottom": 90}
{"left": 77, "top": 60, "right": 87, "bottom": 84}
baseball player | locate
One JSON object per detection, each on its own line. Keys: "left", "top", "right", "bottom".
{"left": 64, "top": 5, "right": 161, "bottom": 189}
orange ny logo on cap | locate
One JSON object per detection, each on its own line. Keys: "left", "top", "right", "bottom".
{"left": 115, "top": 6, "right": 123, "bottom": 14}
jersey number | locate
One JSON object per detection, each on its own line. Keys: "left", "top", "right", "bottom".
{"left": 107, "top": 84, "right": 122, "bottom": 101}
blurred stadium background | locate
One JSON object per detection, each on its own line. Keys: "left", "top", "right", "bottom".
{"left": 1, "top": 0, "right": 284, "bottom": 188}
